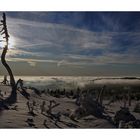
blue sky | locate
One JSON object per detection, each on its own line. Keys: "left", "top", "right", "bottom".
{"left": 0, "top": 12, "right": 140, "bottom": 76}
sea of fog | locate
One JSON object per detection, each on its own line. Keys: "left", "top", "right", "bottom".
{"left": 0, "top": 76, "right": 140, "bottom": 90}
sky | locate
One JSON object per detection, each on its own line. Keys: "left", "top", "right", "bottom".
{"left": 0, "top": 12, "right": 140, "bottom": 76}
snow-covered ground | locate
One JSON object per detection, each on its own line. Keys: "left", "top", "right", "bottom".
{"left": 0, "top": 84, "right": 139, "bottom": 128}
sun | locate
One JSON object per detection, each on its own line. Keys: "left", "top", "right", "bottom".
{"left": 8, "top": 36, "right": 16, "bottom": 49}
{"left": 0, "top": 35, "right": 16, "bottom": 49}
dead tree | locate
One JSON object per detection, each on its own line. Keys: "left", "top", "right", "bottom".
{"left": 0, "top": 13, "right": 17, "bottom": 104}
{"left": 1, "top": 75, "right": 9, "bottom": 85}
{"left": 47, "top": 100, "right": 60, "bottom": 115}
{"left": 96, "top": 85, "right": 106, "bottom": 106}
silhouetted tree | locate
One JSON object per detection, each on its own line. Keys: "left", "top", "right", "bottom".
{"left": 0, "top": 13, "right": 18, "bottom": 104}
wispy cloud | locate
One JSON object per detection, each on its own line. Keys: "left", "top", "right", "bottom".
{"left": 0, "top": 12, "right": 139, "bottom": 75}
{"left": 27, "top": 61, "right": 36, "bottom": 67}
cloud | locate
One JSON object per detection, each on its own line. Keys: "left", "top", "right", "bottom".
{"left": 6, "top": 57, "right": 58, "bottom": 64}
{"left": 57, "top": 60, "right": 67, "bottom": 67}
{"left": 27, "top": 61, "right": 36, "bottom": 67}
{"left": 0, "top": 12, "right": 139, "bottom": 76}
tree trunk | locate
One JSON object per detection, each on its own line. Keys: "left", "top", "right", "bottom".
{"left": 1, "top": 46, "right": 15, "bottom": 86}
{"left": 1, "top": 46, "right": 16, "bottom": 104}
{"left": 0, "top": 13, "right": 17, "bottom": 105}
{"left": 96, "top": 85, "right": 106, "bottom": 106}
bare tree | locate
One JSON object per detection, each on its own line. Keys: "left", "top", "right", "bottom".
{"left": 96, "top": 85, "right": 106, "bottom": 106}
{"left": 0, "top": 13, "right": 18, "bottom": 104}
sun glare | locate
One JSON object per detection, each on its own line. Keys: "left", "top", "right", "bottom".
{"left": 8, "top": 36, "right": 16, "bottom": 49}
{"left": 0, "top": 35, "right": 16, "bottom": 49}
